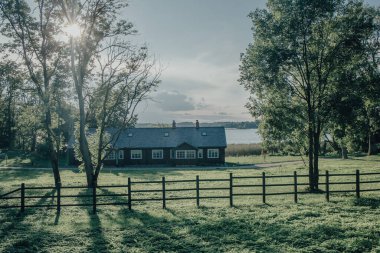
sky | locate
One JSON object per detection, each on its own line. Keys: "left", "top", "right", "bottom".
{"left": 5, "top": 0, "right": 379, "bottom": 124}
{"left": 123, "top": 0, "right": 267, "bottom": 123}
{"left": 123, "top": 0, "right": 379, "bottom": 124}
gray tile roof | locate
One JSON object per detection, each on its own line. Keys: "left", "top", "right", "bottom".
{"left": 68, "top": 127, "right": 227, "bottom": 149}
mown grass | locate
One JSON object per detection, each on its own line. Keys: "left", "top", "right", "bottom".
{"left": 0, "top": 150, "right": 67, "bottom": 168}
{"left": 226, "top": 154, "right": 305, "bottom": 165}
{"left": 0, "top": 155, "right": 380, "bottom": 252}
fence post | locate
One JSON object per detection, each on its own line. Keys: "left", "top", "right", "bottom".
{"left": 92, "top": 184, "right": 97, "bottom": 214}
{"left": 196, "top": 175, "right": 200, "bottom": 208}
{"left": 294, "top": 171, "right": 298, "bottom": 203}
{"left": 356, "top": 169, "right": 360, "bottom": 199}
{"left": 262, "top": 172, "right": 266, "bottom": 204}
{"left": 128, "top": 177, "right": 132, "bottom": 210}
{"left": 229, "top": 173, "right": 233, "bottom": 207}
{"left": 326, "top": 171, "right": 330, "bottom": 202}
{"left": 21, "top": 183, "right": 25, "bottom": 212}
{"left": 57, "top": 182, "right": 61, "bottom": 213}
{"left": 162, "top": 176, "right": 166, "bottom": 209}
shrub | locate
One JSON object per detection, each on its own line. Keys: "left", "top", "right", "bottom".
{"left": 225, "top": 144, "right": 262, "bottom": 156}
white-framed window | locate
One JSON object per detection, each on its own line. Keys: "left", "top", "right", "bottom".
{"left": 118, "top": 150, "right": 124, "bottom": 159}
{"left": 152, "top": 149, "right": 163, "bottom": 159}
{"left": 176, "top": 150, "right": 186, "bottom": 159}
{"left": 176, "top": 150, "right": 196, "bottom": 159}
{"left": 198, "top": 149, "right": 203, "bottom": 158}
{"left": 131, "top": 150, "right": 142, "bottom": 159}
{"left": 187, "top": 150, "right": 196, "bottom": 159}
{"left": 207, "top": 149, "right": 219, "bottom": 158}
{"left": 105, "top": 150, "right": 116, "bottom": 160}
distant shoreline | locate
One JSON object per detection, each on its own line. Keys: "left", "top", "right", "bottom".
{"left": 137, "top": 121, "right": 260, "bottom": 129}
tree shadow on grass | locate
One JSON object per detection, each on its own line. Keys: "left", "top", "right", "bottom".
{"left": 77, "top": 188, "right": 110, "bottom": 253}
{"left": 95, "top": 187, "right": 285, "bottom": 252}
{"left": 109, "top": 207, "right": 289, "bottom": 252}
{"left": 0, "top": 189, "right": 56, "bottom": 236}
{"left": 107, "top": 169, "right": 186, "bottom": 179}
{"left": 0, "top": 190, "right": 59, "bottom": 252}
{"left": 353, "top": 197, "right": 380, "bottom": 208}
{"left": 94, "top": 188, "right": 203, "bottom": 252}
{"left": 0, "top": 169, "right": 50, "bottom": 185}
{"left": 88, "top": 213, "right": 109, "bottom": 253}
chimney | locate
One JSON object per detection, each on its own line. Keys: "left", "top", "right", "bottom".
{"left": 196, "top": 120, "right": 199, "bottom": 129}
{"left": 172, "top": 120, "right": 176, "bottom": 129}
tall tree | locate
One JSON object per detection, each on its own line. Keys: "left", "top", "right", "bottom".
{"left": 361, "top": 12, "right": 380, "bottom": 155}
{"left": 0, "top": 61, "right": 22, "bottom": 149}
{"left": 0, "top": 0, "right": 67, "bottom": 186}
{"left": 74, "top": 40, "right": 160, "bottom": 185}
{"left": 240, "top": 0, "right": 377, "bottom": 190}
{"left": 60, "top": 0, "right": 159, "bottom": 187}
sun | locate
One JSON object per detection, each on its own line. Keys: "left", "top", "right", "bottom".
{"left": 62, "top": 23, "right": 81, "bottom": 38}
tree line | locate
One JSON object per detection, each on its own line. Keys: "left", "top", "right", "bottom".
{"left": 137, "top": 121, "right": 260, "bottom": 129}
{"left": 240, "top": 0, "right": 380, "bottom": 191}
{"left": 0, "top": 0, "right": 160, "bottom": 187}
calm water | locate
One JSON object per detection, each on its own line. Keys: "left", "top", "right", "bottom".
{"left": 225, "top": 128, "right": 261, "bottom": 144}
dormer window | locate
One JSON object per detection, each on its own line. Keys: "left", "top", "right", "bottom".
{"left": 128, "top": 133, "right": 133, "bottom": 137}
{"left": 201, "top": 132, "right": 207, "bottom": 136}
{"left": 164, "top": 132, "right": 169, "bottom": 137}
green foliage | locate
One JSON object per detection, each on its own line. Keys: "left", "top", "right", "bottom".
{"left": 73, "top": 123, "right": 112, "bottom": 172}
{"left": 240, "top": 0, "right": 380, "bottom": 189}
{"left": 0, "top": 61, "right": 24, "bottom": 149}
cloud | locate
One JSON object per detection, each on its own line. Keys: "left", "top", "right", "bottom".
{"left": 163, "top": 57, "right": 238, "bottom": 88}
{"left": 195, "top": 97, "right": 209, "bottom": 110}
{"left": 154, "top": 91, "right": 195, "bottom": 111}
{"left": 135, "top": 53, "right": 252, "bottom": 122}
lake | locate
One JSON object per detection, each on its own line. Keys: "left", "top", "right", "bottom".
{"left": 225, "top": 128, "right": 261, "bottom": 144}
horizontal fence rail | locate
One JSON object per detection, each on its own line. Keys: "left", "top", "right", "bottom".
{"left": 0, "top": 170, "right": 379, "bottom": 214}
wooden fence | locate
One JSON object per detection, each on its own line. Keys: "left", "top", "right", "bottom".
{"left": 1, "top": 170, "right": 380, "bottom": 214}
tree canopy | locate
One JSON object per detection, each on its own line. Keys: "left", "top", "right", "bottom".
{"left": 0, "top": 0, "right": 160, "bottom": 187}
{"left": 240, "top": 0, "right": 380, "bottom": 190}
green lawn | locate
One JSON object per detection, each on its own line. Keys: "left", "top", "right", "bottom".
{"left": 226, "top": 154, "right": 304, "bottom": 165}
{"left": 0, "top": 155, "right": 380, "bottom": 252}
{"left": 0, "top": 151, "right": 66, "bottom": 168}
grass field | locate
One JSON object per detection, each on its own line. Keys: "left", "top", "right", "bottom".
{"left": 0, "top": 155, "right": 380, "bottom": 252}
{"left": 226, "top": 154, "right": 304, "bottom": 165}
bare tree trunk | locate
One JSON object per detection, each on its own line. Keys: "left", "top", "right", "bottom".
{"left": 307, "top": 97, "right": 315, "bottom": 191}
{"left": 368, "top": 132, "right": 376, "bottom": 155}
{"left": 308, "top": 121, "right": 315, "bottom": 191}
{"left": 44, "top": 110, "right": 61, "bottom": 187}
{"left": 313, "top": 131, "right": 320, "bottom": 191}
{"left": 78, "top": 95, "right": 94, "bottom": 187}
{"left": 367, "top": 114, "right": 377, "bottom": 155}
{"left": 341, "top": 146, "right": 348, "bottom": 159}
{"left": 49, "top": 150, "right": 61, "bottom": 187}
{"left": 69, "top": 38, "right": 94, "bottom": 188}
{"left": 321, "top": 141, "right": 327, "bottom": 156}
{"left": 30, "top": 131, "right": 36, "bottom": 152}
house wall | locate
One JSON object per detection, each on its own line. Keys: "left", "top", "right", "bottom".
{"left": 197, "top": 147, "right": 225, "bottom": 165}
{"left": 120, "top": 148, "right": 171, "bottom": 166}
{"left": 67, "top": 147, "right": 225, "bottom": 166}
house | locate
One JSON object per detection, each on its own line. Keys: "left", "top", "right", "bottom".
{"left": 67, "top": 120, "right": 227, "bottom": 166}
